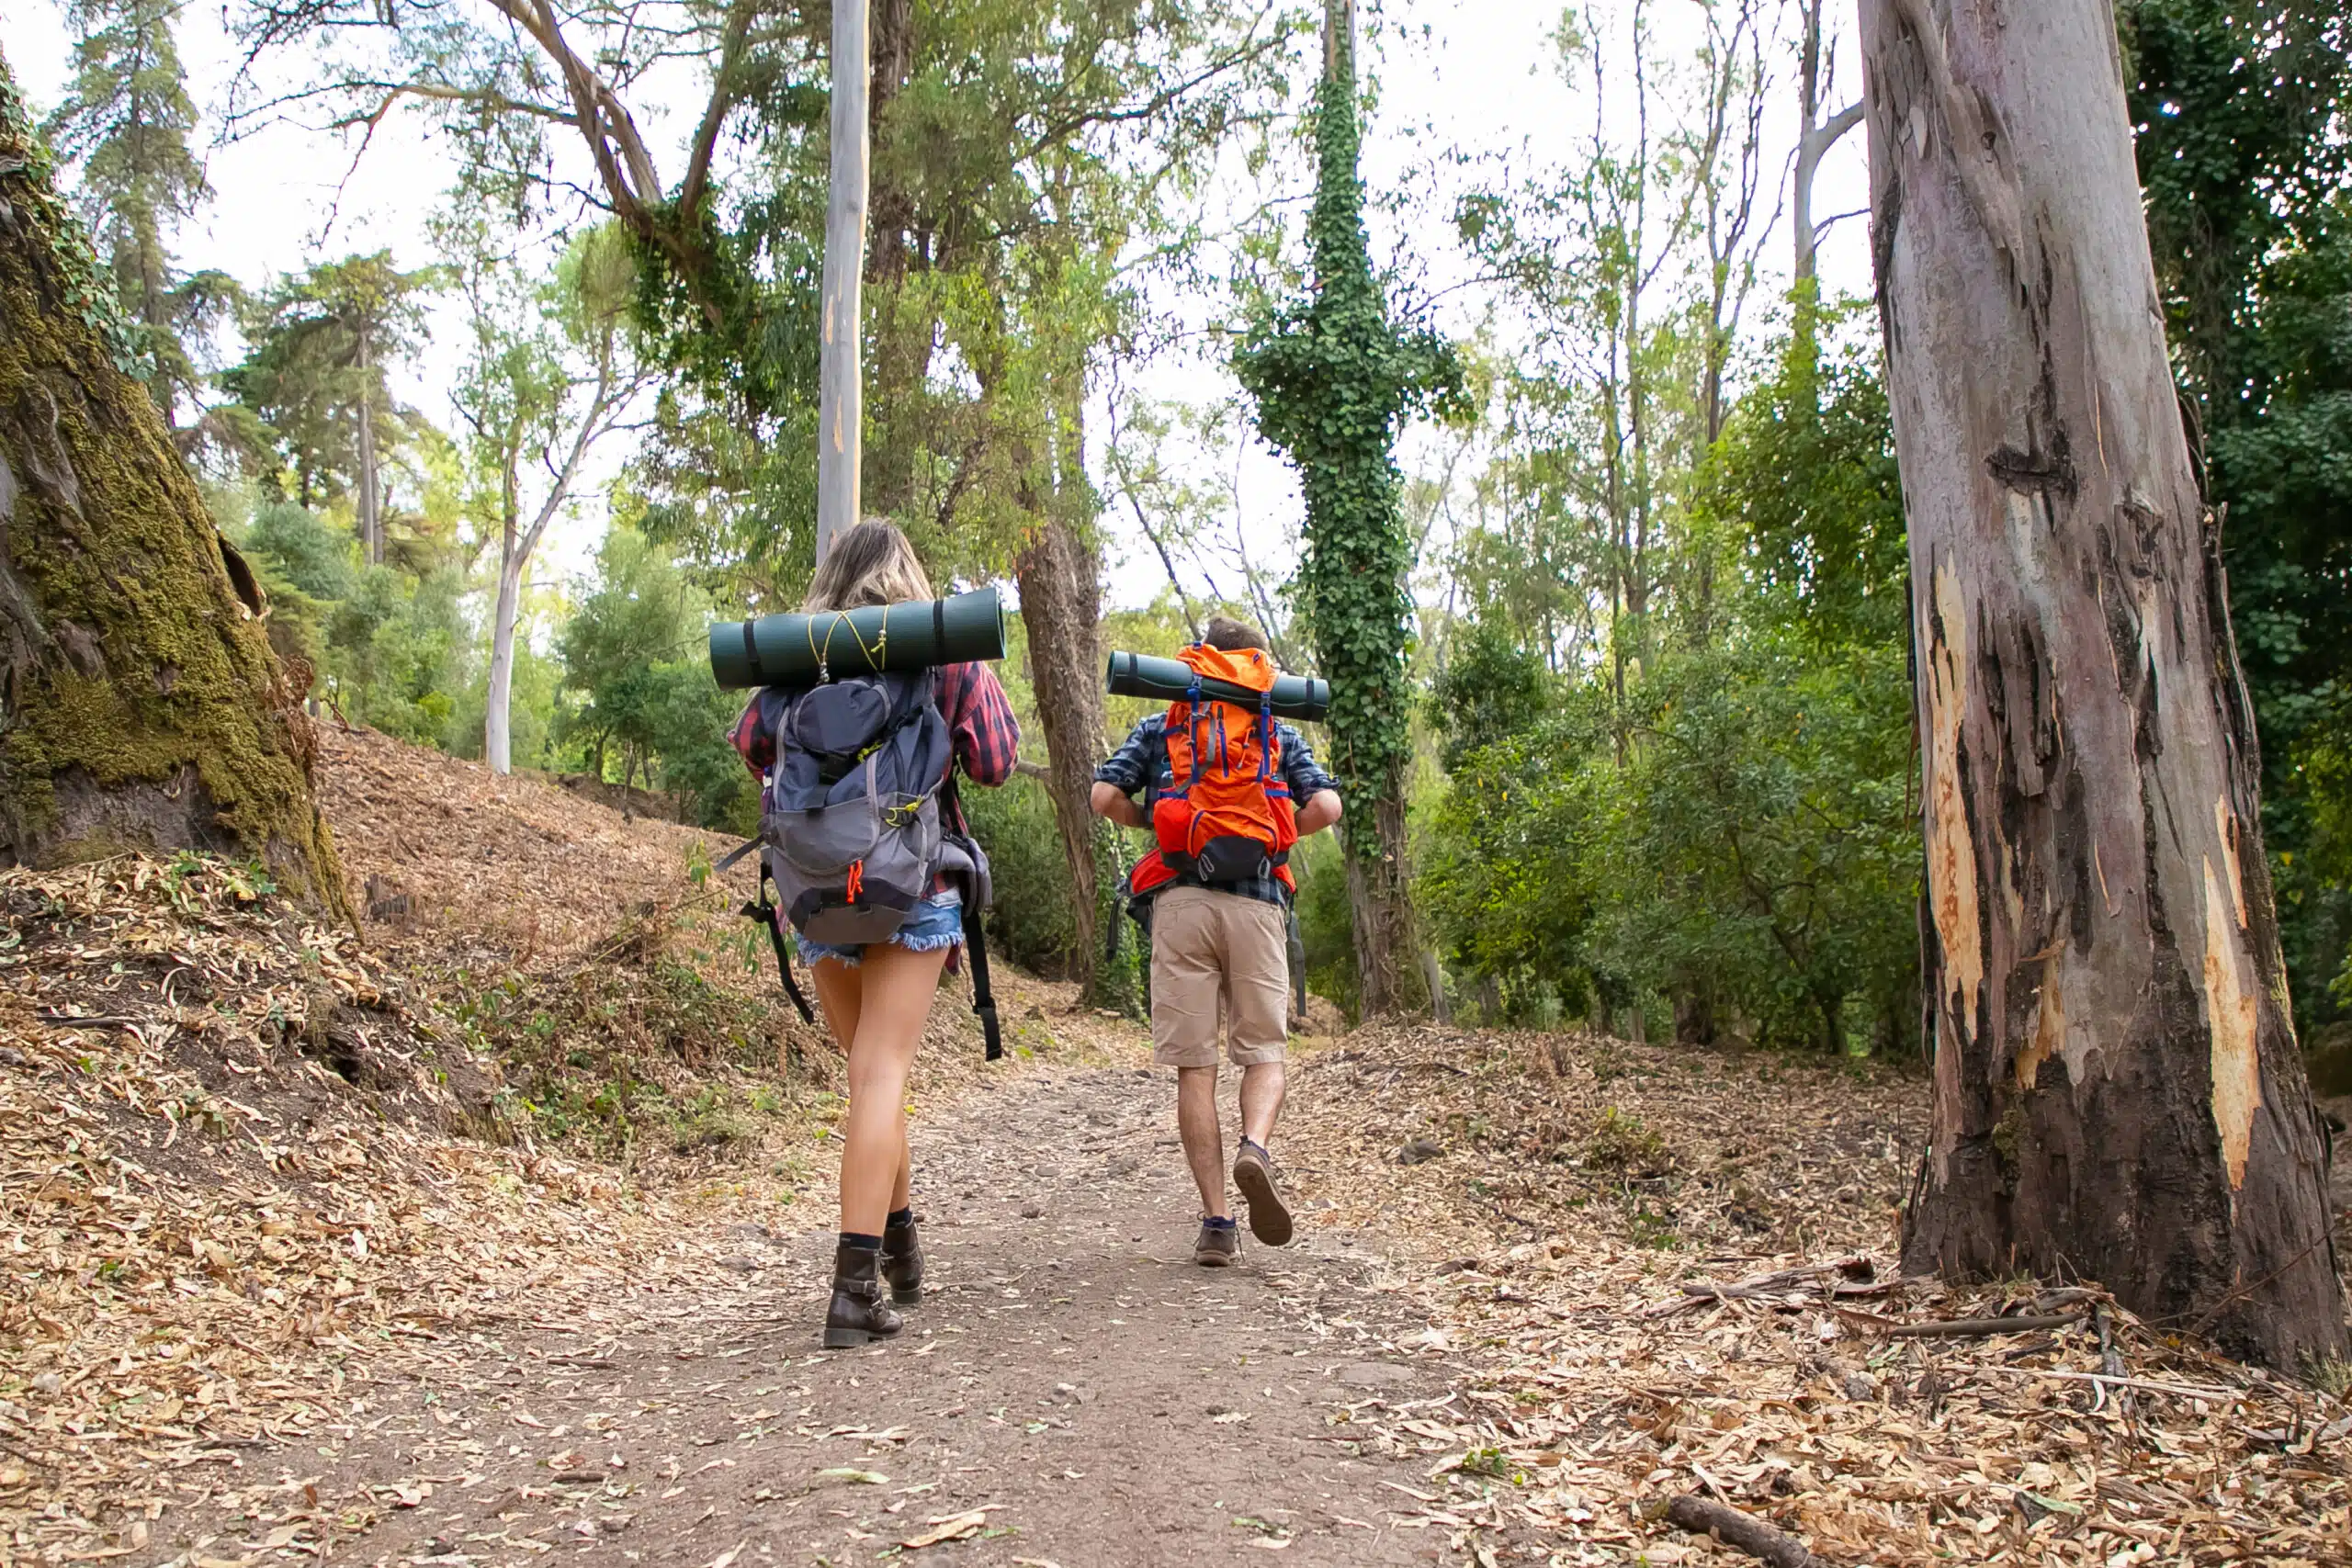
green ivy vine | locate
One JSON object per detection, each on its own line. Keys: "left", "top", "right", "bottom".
{"left": 1231, "top": 34, "right": 1464, "bottom": 848}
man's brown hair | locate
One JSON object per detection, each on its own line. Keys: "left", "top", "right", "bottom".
{"left": 1203, "top": 615, "right": 1272, "bottom": 653}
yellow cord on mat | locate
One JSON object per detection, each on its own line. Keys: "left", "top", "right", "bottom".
{"left": 805, "top": 608, "right": 888, "bottom": 681}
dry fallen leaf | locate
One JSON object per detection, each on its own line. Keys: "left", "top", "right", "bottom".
{"left": 900, "top": 1507, "right": 996, "bottom": 1549}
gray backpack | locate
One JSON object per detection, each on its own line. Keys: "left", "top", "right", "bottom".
{"left": 722, "top": 670, "right": 1002, "bottom": 1059}
{"left": 752, "top": 671, "right": 990, "bottom": 943}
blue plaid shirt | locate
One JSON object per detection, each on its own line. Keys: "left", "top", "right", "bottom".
{"left": 1096, "top": 714, "right": 1339, "bottom": 908}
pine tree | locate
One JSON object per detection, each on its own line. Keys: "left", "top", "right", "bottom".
{"left": 224, "top": 254, "right": 439, "bottom": 562}
{"left": 42, "top": 0, "right": 232, "bottom": 430}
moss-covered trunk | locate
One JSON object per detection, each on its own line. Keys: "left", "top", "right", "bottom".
{"left": 0, "top": 51, "right": 348, "bottom": 915}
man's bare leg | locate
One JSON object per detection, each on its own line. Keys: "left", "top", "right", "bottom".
{"left": 1175, "top": 1066, "right": 1229, "bottom": 1220}
{"left": 1238, "top": 1061, "right": 1285, "bottom": 1150}
{"left": 1230, "top": 1059, "right": 1295, "bottom": 1247}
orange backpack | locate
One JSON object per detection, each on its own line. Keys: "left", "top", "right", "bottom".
{"left": 1129, "top": 644, "right": 1299, "bottom": 897}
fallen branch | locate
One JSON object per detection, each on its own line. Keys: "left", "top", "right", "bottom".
{"left": 1950, "top": 1364, "right": 2239, "bottom": 1402}
{"left": 1661, "top": 1495, "right": 1821, "bottom": 1566}
{"left": 1666, "top": 1257, "right": 1887, "bottom": 1312}
{"left": 1879, "top": 1313, "right": 2085, "bottom": 1339}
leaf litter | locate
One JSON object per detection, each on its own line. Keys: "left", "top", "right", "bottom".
{"left": 1272, "top": 1021, "right": 2351, "bottom": 1565}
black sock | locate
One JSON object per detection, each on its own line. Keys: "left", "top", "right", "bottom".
{"left": 839, "top": 1231, "right": 883, "bottom": 1251}
{"left": 886, "top": 1206, "right": 913, "bottom": 1230}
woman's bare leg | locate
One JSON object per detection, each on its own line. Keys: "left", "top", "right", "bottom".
{"left": 837, "top": 943, "right": 948, "bottom": 1235}
{"left": 811, "top": 959, "right": 911, "bottom": 1211}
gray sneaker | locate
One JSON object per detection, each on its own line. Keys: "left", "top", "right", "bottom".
{"left": 1194, "top": 1220, "right": 1240, "bottom": 1267}
{"left": 1232, "top": 1139, "right": 1295, "bottom": 1247}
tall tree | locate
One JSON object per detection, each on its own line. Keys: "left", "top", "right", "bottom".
{"left": 0, "top": 50, "right": 346, "bottom": 909}
{"left": 225, "top": 253, "right": 439, "bottom": 563}
{"left": 1235, "top": 0, "right": 1461, "bottom": 1016}
{"left": 448, "top": 221, "right": 648, "bottom": 774}
{"left": 41, "top": 0, "right": 232, "bottom": 431}
{"left": 1859, "top": 0, "right": 2346, "bottom": 1368}
{"left": 1791, "top": 0, "right": 1861, "bottom": 294}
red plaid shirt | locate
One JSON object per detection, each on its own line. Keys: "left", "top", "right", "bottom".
{"left": 729, "top": 661, "right": 1021, "bottom": 831}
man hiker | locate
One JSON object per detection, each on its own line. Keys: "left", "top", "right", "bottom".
{"left": 1091, "top": 617, "right": 1344, "bottom": 1264}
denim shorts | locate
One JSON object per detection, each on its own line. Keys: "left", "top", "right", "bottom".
{"left": 795, "top": 892, "right": 965, "bottom": 969}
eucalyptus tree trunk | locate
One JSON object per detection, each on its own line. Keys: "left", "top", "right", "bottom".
{"left": 0, "top": 55, "right": 348, "bottom": 914}
{"left": 1013, "top": 513, "right": 1105, "bottom": 994}
{"left": 816, "top": 0, "right": 871, "bottom": 565}
{"left": 1792, "top": 0, "right": 1861, "bottom": 292}
{"left": 1860, "top": 0, "right": 2346, "bottom": 1368}
{"left": 484, "top": 547, "right": 525, "bottom": 774}
{"left": 356, "top": 326, "right": 380, "bottom": 564}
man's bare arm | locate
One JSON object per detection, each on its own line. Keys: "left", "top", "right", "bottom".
{"left": 1295, "top": 790, "right": 1342, "bottom": 836}
{"left": 1091, "top": 781, "right": 1147, "bottom": 829}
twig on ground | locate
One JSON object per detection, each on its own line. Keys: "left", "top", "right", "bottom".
{"left": 1876, "top": 1312, "right": 2085, "bottom": 1339}
{"left": 1950, "top": 1364, "right": 2240, "bottom": 1401}
{"left": 1660, "top": 1494, "right": 1822, "bottom": 1566}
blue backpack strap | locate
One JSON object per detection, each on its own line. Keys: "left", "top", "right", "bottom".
{"left": 1179, "top": 677, "right": 1207, "bottom": 792}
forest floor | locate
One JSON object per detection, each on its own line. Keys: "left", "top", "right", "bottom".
{"left": 2, "top": 729, "right": 2347, "bottom": 1568}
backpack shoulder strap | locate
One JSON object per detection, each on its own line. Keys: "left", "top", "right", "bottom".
{"left": 738, "top": 858, "right": 815, "bottom": 1024}
{"left": 940, "top": 773, "right": 1001, "bottom": 1062}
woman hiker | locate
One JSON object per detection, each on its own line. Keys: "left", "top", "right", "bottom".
{"left": 729, "top": 521, "right": 1020, "bottom": 1346}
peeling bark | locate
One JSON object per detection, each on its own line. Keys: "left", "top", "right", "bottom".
{"left": 1012, "top": 514, "right": 1105, "bottom": 995}
{"left": 1860, "top": 0, "right": 2345, "bottom": 1367}
{"left": 0, "top": 52, "right": 348, "bottom": 914}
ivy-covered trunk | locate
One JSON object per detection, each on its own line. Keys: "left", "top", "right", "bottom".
{"left": 0, "top": 53, "right": 347, "bottom": 914}
{"left": 1860, "top": 0, "right": 2345, "bottom": 1368}
{"left": 1233, "top": 1, "right": 1458, "bottom": 1018}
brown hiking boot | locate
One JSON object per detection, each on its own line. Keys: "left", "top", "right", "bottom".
{"left": 1194, "top": 1219, "right": 1240, "bottom": 1267}
{"left": 880, "top": 1213, "right": 923, "bottom": 1305}
{"left": 822, "top": 1240, "right": 904, "bottom": 1349}
{"left": 1232, "top": 1139, "right": 1294, "bottom": 1247}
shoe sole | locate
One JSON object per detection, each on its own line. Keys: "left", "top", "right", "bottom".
{"left": 822, "top": 1324, "right": 904, "bottom": 1349}
{"left": 889, "top": 1284, "right": 923, "bottom": 1305}
{"left": 1232, "top": 1156, "right": 1295, "bottom": 1247}
{"left": 1194, "top": 1249, "right": 1236, "bottom": 1268}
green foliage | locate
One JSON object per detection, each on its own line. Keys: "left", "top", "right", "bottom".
{"left": 557, "top": 527, "right": 752, "bottom": 829}
{"left": 2125, "top": 0, "right": 2352, "bottom": 1025}
{"left": 1695, "top": 308, "right": 1907, "bottom": 647}
{"left": 962, "top": 774, "right": 1080, "bottom": 979}
{"left": 1421, "top": 314, "right": 1919, "bottom": 1055}
{"left": 1288, "top": 829, "right": 1359, "bottom": 1019}
{"left": 1429, "top": 618, "right": 1551, "bottom": 774}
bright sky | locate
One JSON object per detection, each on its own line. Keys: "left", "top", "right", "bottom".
{"left": 1, "top": 0, "right": 1875, "bottom": 612}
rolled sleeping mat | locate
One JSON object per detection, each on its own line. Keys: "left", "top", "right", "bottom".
{"left": 710, "top": 585, "right": 1008, "bottom": 689}
{"left": 1105, "top": 650, "right": 1330, "bottom": 723}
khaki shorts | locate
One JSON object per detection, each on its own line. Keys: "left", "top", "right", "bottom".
{"left": 1149, "top": 886, "right": 1289, "bottom": 1069}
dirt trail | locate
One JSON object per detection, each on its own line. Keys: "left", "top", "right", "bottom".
{"left": 318, "top": 1059, "right": 1461, "bottom": 1568}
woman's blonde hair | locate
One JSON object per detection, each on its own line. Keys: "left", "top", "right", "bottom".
{"left": 803, "top": 519, "right": 935, "bottom": 612}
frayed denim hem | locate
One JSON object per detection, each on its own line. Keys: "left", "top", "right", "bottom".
{"left": 893, "top": 928, "right": 963, "bottom": 953}
{"left": 797, "top": 896, "right": 964, "bottom": 970}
